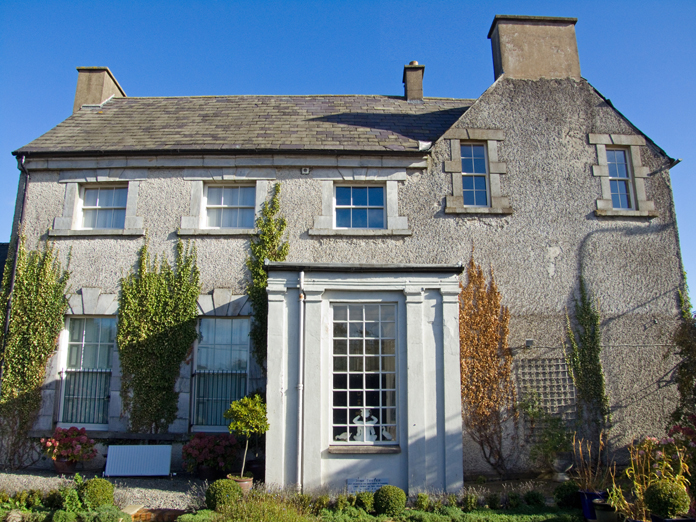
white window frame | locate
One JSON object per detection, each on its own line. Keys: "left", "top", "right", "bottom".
{"left": 443, "top": 128, "right": 512, "bottom": 215}
{"left": 191, "top": 316, "right": 251, "bottom": 432}
{"left": 589, "top": 133, "right": 657, "bottom": 217}
{"left": 459, "top": 143, "right": 491, "bottom": 208}
{"left": 333, "top": 185, "right": 387, "bottom": 230}
{"left": 202, "top": 184, "right": 257, "bottom": 230}
{"left": 606, "top": 148, "right": 635, "bottom": 210}
{"left": 78, "top": 185, "right": 128, "bottom": 230}
{"left": 50, "top": 180, "right": 144, "bottom": 237}
{"left": 330, "top": 302, "right": 399, "bottom": 446}
{"left": 57, "top": 316, "right": 117, "bottom": 431}
{"left": 179, "top": 180, "right": 268, "bottom": 236}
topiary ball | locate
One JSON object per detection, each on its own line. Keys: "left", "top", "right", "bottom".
{"left": 553, "top": 480, "right": 580, "bottom": 509}
{"left": 205, "top": 479, "right": 243, "bottom": 511}
{"left": 374, "top": 485, "right": 407, "bottom": 517}
{"left": 523, "top": 490, "right": 546, "bottom": 507}
{"left": 78, "top": 478, "right": 114, "bottom": 508}
{"left": 644, "top": 480, "right": 690, "bottom": 519}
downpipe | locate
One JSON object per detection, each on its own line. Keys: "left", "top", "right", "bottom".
{"left": 296, "top": 271, "right": 305, "bottom": 491}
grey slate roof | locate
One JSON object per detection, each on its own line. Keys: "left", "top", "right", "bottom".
{"left": 15, "top": 95, "right": 473, "bottom": 156}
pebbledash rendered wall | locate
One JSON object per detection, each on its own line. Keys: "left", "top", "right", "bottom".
{"left": 16, "top": 75, "right": 683, "bottom": 477}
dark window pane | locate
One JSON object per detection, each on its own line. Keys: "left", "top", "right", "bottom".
{"left": 368, "top": 209, "right": 384, "bottom": 228}
{"left": 365, "top": 339, "right": 379, "bottom": 354}
{"left": 615, "top": 163, "right": 628, "bottom": 178}
{"left": 349, "top": 323, "right": 363, "bottom": 338}
{"left": 334, "top": 374, "right": 347, "bottom": 389}
{"left": 336, "top": 208, "right": 351, "bottom": 228}
{"left": 333, "top": 339, "right": 347, "bottom": 354}
{"left": 364, "top": 305, "right": 379, "bottom": 321}
{"left": 463, "top": 191, "right": 476, "bottom": 205}
{"left": 472, "top": 145, "right": 485, "bottom": 158}
{"left": 352, "top": 187, "right": 367, "bottom": 206}
{"left": 333, "top": 409, "right": 347, "bottom": 425}
{"left": 365, "top": 322, "right": 379, "bottom": 338}
{"left": 349, "top": 339, "right": 363, "bottom": 354}
{"left": 473, "top": 158, "right": 486, "bottom": 173}
{"left": 349, "top": 374, "right": 363, "bottom": 389}
{"left": 368, "top": 187, "right": 384, "bottom": 206}
{"left": 365, "top": 374, "right": 379, "bottom": 389}
{"left": 382, "top": 373, "right": 396, "bottom": 389}
{"left": 366, "top": 357, "right": 380, "bottom": 372}
{"left": 349, "top": 391, "right": 363, "bottom": 406}
{"left": 462, "top": 158, "right": 475, "bottom": 173}
{"left": 462, "top": 176, "right": 474, "bottom": 190}
{"left": 334, "top": 357, "right": 347, "bottom": 372}
{"left": 334, "top": 427, "right": 349, "bottom": 441}
{"left": 608, "top": 163, "right": 619, "bottom": 178}
{"left": 474, "top": 176, "right": 487, "bottom": 190}
{"left": 475, "top": 190, "right": 488, "bottom": 206}
{"left": 334, "top": 306, "right": 347, "bottom": 321}
{"left": 352, "top": 208, "right": 367, "bottom": 228}
{"left": 336, "top": 187, "right": 351, "bottom": 206}
{"left": 333, "top": 323, "right": 347, "bottom": 337}
{"left": 366, "top": 391, "right": 380, "bottom": 406}
{"left": 349, "top": 305, "right": 363, "bottom": 321}
{"left": 349, "top": 357, "right": 363, "bottom": 372}
{"left": 334, "top": 391, "right": 347, "bottom": 406}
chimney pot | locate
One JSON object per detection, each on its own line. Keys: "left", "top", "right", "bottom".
{"left": 487, "top": 15, "right": 581, "bottom": 81}
{"left": 403, "top": 62, "right": 425, "bottom": 102}
{"left": 73, "top": 67, "right": 126, "bottom": 114}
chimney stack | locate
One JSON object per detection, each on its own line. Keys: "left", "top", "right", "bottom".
{"left": 73, "top": 67, "right": 126, "bottom": 114}
{"left": 487, "top": 15, "right": 581, "bottom": 81}
{"left": 403, "top": 61, "right": 425, "bottom": 102}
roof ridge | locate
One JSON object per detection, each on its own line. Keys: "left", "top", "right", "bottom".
{"left": 112, "top": 94, "right": 475, "bottom": 102}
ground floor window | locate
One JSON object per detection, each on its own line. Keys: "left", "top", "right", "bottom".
{"left": 331, "top": 303, "right": 397, "bottom": 444}
{"left": 192, "top": 317, "right": 250, "bottom": 427}
{"left": 61, "top": 317, "right": 116, "bottom": 426}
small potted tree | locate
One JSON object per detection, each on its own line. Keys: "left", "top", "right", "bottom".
{"left": 224, "top": 394, "right": 269, "bottom": 492}
{"left": 645, "top": 480, "right": 693, "bottom": 522}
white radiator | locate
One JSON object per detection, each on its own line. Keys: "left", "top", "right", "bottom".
{"left": 104, "top": 445, "right": 172, "bottom": 477}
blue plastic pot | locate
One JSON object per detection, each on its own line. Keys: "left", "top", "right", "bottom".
{"left": 579, "top": 490, "right": 607, "bottom": 520}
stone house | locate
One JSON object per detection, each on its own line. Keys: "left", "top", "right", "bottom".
{"left": 8, "top": 15, "right": 684, "bottom": 491}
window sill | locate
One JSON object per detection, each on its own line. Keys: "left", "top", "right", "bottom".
{"left": 49, "top": 229, "right": 145, "bottom": 237}
{"left": 594, "top": 209, "right": 658, "bottom": 218}
{"left": 328, "top": 445, "right": 401, "bottom": 455}
{"left": 177, "top": 228, "right": 257, "bottom": 236}
{"left": 444, "top": 206, "right": 513, "bottom": 215}
{"left": 308, "top": 229, "right": 412, "bottom": 237}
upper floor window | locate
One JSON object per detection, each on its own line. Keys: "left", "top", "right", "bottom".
{"left": 82, "top": 187, "right": 127, "bottom": 229}
{"left": 335, "top": 186, "right": 385, "bottom": 229}
{"left": 461, "top": 144, "right": 489, "bottom": 207}
{"left": 607, "top": 149, "right": 633, "bottom": 210}
{"left": 205, "top": 186, "right": 256, "bottom": 229}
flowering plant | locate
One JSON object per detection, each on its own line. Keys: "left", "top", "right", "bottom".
{"left": 669, "top": 415, "right": 696, "bottom": 517}
{"left": 40, "top": 426, "right": 97, "bottom": 462}
{"left": 608, "top": 436, "right": 690, "bottom": 521}
{"left": 182, "top": 433, "right": 240, "bottom": 472}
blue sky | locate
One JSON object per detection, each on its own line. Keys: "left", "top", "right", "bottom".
{"left": 0, "top": 0, "right": 694, "bottom": 293}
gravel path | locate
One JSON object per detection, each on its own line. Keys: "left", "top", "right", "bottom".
{"left": 0, "top": 470, "right": 207, "bottom": 510}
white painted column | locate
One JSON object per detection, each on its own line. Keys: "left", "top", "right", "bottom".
{"left": 404, "top": 286, "right": 426, "bottom": 492}
{"left": 441, "top": 285, "right": 464, "bottom": 492}
{"left": 301, "top": 288, "right": 325, "bottom": 491}
{"left": 266, "top": 284, "right": 289, "bottom": 487}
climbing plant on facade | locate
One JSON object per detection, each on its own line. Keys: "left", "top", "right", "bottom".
{"left": 246, "top": 183, "right": 289, "bottom": 372}
{"left": 672, "top": 274, "right": 695, "bottom": 423}
{"left": 0, "top": 237, "right": 69, "bottom": 469}
{"left": 459, "top": 255, "right": 517, "bottom": 477}
{"left": 564, "top": 276, "right": 610, "bottom": 438}
{"left": 117, "top": 239, "right": 200, "bottom": 433}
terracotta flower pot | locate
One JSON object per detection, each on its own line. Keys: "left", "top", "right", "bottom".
{"left": 53, "top": 458, "right": 77, "bottom": 474}
{"left": 229, "top": 476, "right": 253, "bottom": 494}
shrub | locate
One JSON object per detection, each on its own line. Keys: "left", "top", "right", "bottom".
{"left": 436, "top": 506, "right": 465, "bottom": 521}
{"left": 61, "top": 490, "right": 82, "bottom": 513}
{"left": 312, "top": 495, "right": 330, "bottom": 515}
{"left": 41, "top": 427, "right": 97, "bottom": 463}
{"left": 354, "top": 492, "right": 374, "bottom": 513}
{"left": 416, "top": 493, "right": 431, "bottom": 512}
{"left": 523, "top": 490, "right": 546, "bottom": 507}
{"left": 78, "top": 506, "right": 131, "bottom": 522}
{"left": 205, "top": 479, "right": 243, "bottom": 511}
{"left": 553, "top": 481, "right": 580, "bottom": 509}
{"left": 462, "top": 493, "right": 478, "bottom": 512}
{"left": 44, "top": 490, "right": 63, "bottom": 510}
{"left": 52, "top": 511, "right": 77, "bottom": 522}
{"left": 25, "top": 513, "right": 50, "bottom": 522}
{"left": 176, "top": 511, "right": 219, "bottom": 522}
{"left": 0, "top": 490, "right": 9, "bottom": 503}
{"left": 374, "top": 485, "right": 407, "bottom": 516}
{"left": 486, "top": 493, "right": 501, "bottom": 510}
{"left": 334, "top": 495, "right": 348, "bottom": 511}
{"left": 447, "top": 494, "right": 458, "bottom": 507}
{"left": 78, "top": 478, "right": 114, "bottom": 509}
{"left": 644, "top": 480, "right": 691, "bottom": 518}
{"left": 507, "top": 492, "right": 522, "bottom": 509}
{"left": 181, "top": 434, "right": 239, "bottom": 473}
{"left": 291, "top": 494, "right": 312, "bottom": 514}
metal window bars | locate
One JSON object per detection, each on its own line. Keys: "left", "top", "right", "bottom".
{"left": 192, "top": 370, "right": 247, "bottom": 427}
{"left": 60, "top": 369, "right": 111, "bottom": 425}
